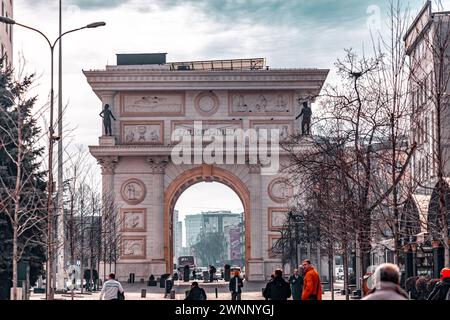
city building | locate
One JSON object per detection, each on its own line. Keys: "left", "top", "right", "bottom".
{"left": 0, "top": 0, "right": 12, "bottom": 66}
{"left": 183, "top": 211, "right": 243, "bottom": 267}
{"left": 184, "top": 214, "right": 204, "bottom": 248}
{"left": 173, "top": 210, "right": 183, "bottom": 259}
{"left": 184, "top": 211, "right": 242, "bottom": 247}
{"left": 403, "top": 0, "right": 450, "bottom": 278}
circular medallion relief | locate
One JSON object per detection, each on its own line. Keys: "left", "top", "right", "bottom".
{"left": 195, "top": 92, "right": 219, "bottom": 117}
{"left": 268, "top": 178, "right": 294, "bottom": 203}
{"left": 121, "top": 179, "right": 146, "bottom": 205}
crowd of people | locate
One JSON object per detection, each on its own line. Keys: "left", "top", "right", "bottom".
{"left": 96, "top": 262, "right": 450, "bottom": 301}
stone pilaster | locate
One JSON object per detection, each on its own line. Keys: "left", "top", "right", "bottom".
{"left": 147, "top": 157, "right": 169, "bottom": 261}
{"left": 98, "top": 156, "right": 118, "bottom": 210}
{"left": 248, "top": 163, "right": 263, "bottom": 260}
{"left": 98, "top": 156, "right": 118, "bottom": 279}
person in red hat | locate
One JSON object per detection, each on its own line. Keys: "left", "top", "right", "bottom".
{"left": 428, "top": 268, "right": 450, "bottom": 300}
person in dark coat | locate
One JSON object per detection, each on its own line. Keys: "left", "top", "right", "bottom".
{"left": 185, "top": 282, "right": 207, "bottom": 300}
{"left": 263, "top": 269, "right": 291, "bottom": 300}
{"left": 209, "top": 265, "right": 217, "bottom": 282}
{"left": 428, "top": 268, "right": 450, "bottom": 300}
{"left": 289, "top": 268, "right": 304, "bottom": 300}
{"left": 229, "top": 271, "right": 244, "bottom": 300}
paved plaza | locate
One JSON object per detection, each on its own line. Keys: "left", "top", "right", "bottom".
{"left": 29, "top": 280, "right": 348, "bottom": 301}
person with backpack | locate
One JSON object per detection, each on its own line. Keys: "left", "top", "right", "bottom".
{"left": 428, "top": 268, "right": 450, "bottom": 300}
{"left": 263, "top": 269, "right": 291, "bottom": 300}
{"left": 185, "top": 281, "right": 207, "bottom": 300}
{"left": 301, "top": 260, "right": 323, "bottom": 300}
{"left": 99, "top": 273, "right": 124, "bottom": 300}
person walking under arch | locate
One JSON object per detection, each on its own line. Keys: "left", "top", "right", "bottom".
{"left": 229, "top": 271, "right": 244, "bottom": 300}
{"left": 185, "top": 282, "right": 207, "bottom": 300}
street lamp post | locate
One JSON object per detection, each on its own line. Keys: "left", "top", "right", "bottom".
{"left": 0, "top": 16, "right": 105, "bottom": 300}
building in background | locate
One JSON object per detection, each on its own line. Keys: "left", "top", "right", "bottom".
{"left": 403, "top": 0, "right": 450, "bottom": 279}
{"left": 182, "top": 211, "right": 244, "bottom": 266}
{"left": 0, "top": 0, "right": 13, "bottom": 66}
{"left": 173, "top": 210, "right": 183, "bottom": 260}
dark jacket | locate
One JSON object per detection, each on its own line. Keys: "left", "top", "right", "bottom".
{"left": 289, "top": 274, "right": 303, "bottom": 300}
{"left": 229, "top": 276, "right": 244, "bottom": 293}
{"left": 185, "top": 286, "right": 207, "bottom": 300}
{"left": 263, "top": 276, "right": 291, "bottom": 300}
{"left": 428, "top": 278, "right": 450, "bottom": 300}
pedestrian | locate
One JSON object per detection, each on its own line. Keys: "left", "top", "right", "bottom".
{"left": 263, "top": 269, "right": 291, "bottom": 300}
{"left": 289, "top": 267, "right": 304, "bottom": 300}
{"left": 99, "top": 273, "right": 124, "bottom": 300}
{"left": 192, "top": 269, "right": 196, "bottom": 281}
{"left": 362, "top": 263, "right": 408, "bottom": 300}
{"left": 185, "top": 281, "right": 207, "bottom": 300}
{"left": 301, "top": 259, "right": 322, "bottom": 301}
{"left": 229, "top": 271, "right": 244, "bottom": 300}
{"left": 209, "top": 265, "right": 217, "bottom": 282}
{"left": 427, "top": 268, "right": 450, "bottom": 300}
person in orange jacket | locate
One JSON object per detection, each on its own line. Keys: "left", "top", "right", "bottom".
{"left": 301, "top": 259, "right": 322, "bottom": 300}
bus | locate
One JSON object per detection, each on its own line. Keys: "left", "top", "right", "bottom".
{"left": 177, "top": 256, "right": 195, "bottom": 269}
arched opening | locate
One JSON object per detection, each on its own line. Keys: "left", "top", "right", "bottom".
{"left": 173, "top": 181, "right": 245, "bottom": 278}
{"left": 400, "top": 197, "right": 421, "bottom": 247}
{"left": 427, "top": 179, "right": 450, "bottom": 239}
{"left": 164, "top": 165, "right": 251, "bottom": 277}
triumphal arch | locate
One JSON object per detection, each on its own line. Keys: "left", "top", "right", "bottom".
{"left": 84, "top": 54, "right": 328, "bottom": 281}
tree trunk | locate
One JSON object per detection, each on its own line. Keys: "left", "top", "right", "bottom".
{"left": 328, "top": 251, "right": 334, "bottom": 300}
{"left": 343, "top": 248, "right": 349, "bottom": 301}
{"left": 12, "top": 221, "right": 18, "bottom": 300}
{"left": 12, "top": 107, "right": 24, "bottom": 300}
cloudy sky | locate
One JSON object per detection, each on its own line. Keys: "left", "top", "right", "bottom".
{"left": 11, "top": 1, "right": 449, "bottom": 236}
{"left": 14, "top": 0, "right": 445, "bottom": 146}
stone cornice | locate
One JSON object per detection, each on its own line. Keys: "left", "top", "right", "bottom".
{"left": 89, "top": 144, "right": 312, "bottom": 158}
{"left": 83, "top": 69, "right": 329, "bottom": 99}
